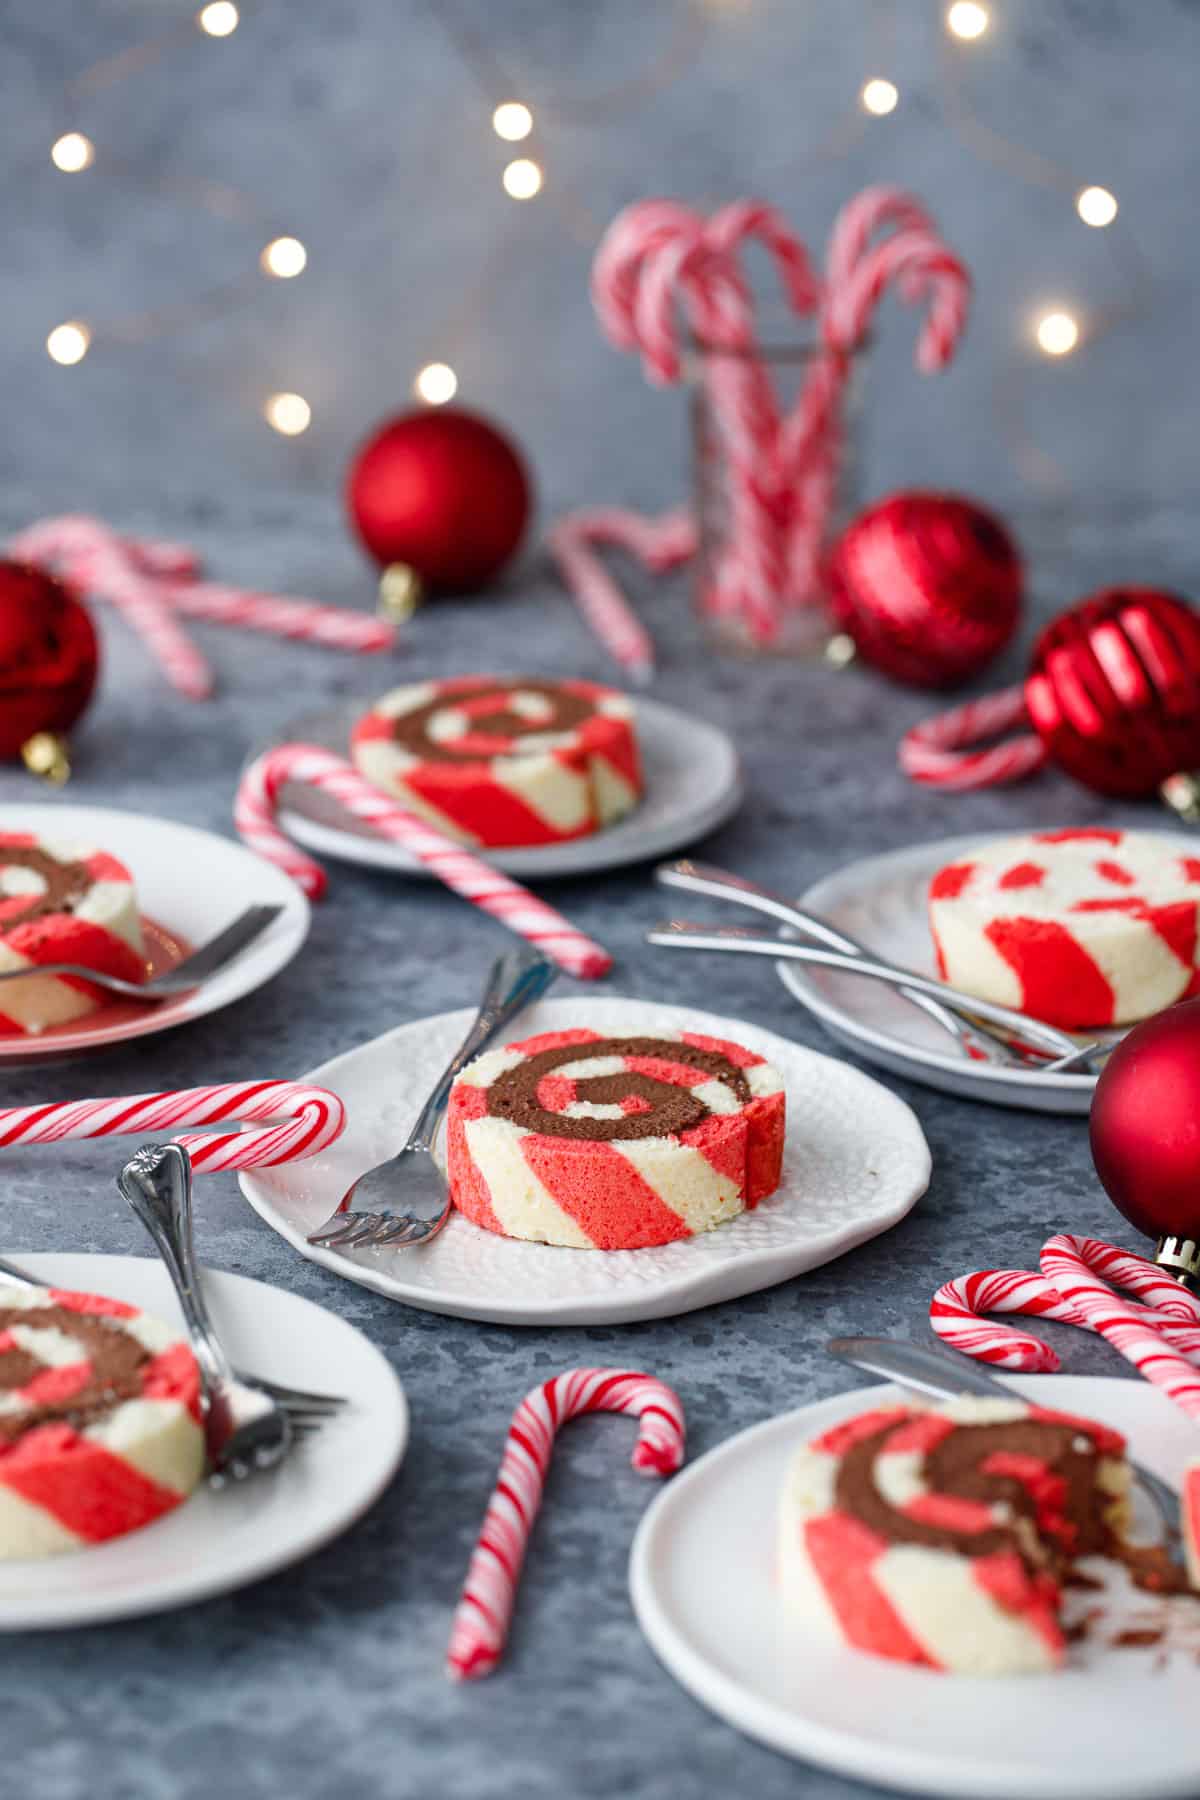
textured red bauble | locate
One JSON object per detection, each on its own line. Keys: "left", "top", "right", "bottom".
{"left": 1025, "top": 587, "right": 1200, "bottom": 799}
{"left": 1090, "top": 1000, "right": 1200, "bottom": 1249}
{"left": 345, "top": 408, "right": 531, "bottom": 591}
{"left": 0, "top": 561, "right": 98, "bottom": 758}
{"left": 828, "top": 491, "right": 1023, "bottom": 689}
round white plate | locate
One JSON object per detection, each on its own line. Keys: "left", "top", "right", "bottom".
{"left": 265, "top": 696, "right": 743, "bottom": 879}
{"left": 0, "top": 1253, "right": 407, "bottom": 1630}
{"left": 0, "top": 804, "right": 309, "bottom": 1062}
{"left": 774, "top": 830, "right": 1163, "bottom": 1114}
{"left": 238, "top": 997, "right": 930, "bottom": 1326}
{"left": 632, "top": 1374, "right": 1200, "bottom": 1800}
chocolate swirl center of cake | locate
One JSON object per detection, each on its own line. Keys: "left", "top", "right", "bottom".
{"left": 390, "top": 682, "right": 594, "bottom": 762}
{"left": 486, "top": 1036, "right": 751, "bottom": 1141}
{"left": 837, "top": 1415, "right": 1107, "bottom": 1565}
{"left": 0, "top": 847, "right": 90, "bottom": 929}
{"left": 0, "top": 1306, "right": 149, "bottom": 1441}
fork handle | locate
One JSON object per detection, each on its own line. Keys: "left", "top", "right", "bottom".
{"left": 117, "top": 1143, "right": 235, "bottom": 1395}
{"left": 406, "top": 948, "right": 558, "bottom": 1150}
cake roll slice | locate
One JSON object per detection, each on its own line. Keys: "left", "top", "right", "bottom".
{"left": 350, "top": 676, "right": 641, "bottom": 848}
{"left": 0, "top": 1281, "right": 204, "bottom": 1558}
{"left": 0, "top": 833, "right": 146, "bottom": 1035}
{"left": 446, "top": 1026, "right": 786, "bottom": 1249}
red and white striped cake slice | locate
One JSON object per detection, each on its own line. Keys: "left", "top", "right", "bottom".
{"left": 929, "top": 828, "right": 1200, "bottom": 1028}
{"left": 0, "top": 1285, "right": 204, "bottom": 1558}
{"left": 351, "top": 677, "right": 641, "bottom": 847}
{"left": 447, "top": 1026, "right": 785, "bottom": 1250}
{"left": 777, "top": 1396, "right": 1130, "bottom": 1676}
{"left": 0, "top": 833, "right": 145, "bottom": 1035}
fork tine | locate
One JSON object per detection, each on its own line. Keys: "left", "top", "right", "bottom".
{"left": 256, "top": 1377, "right": 346, "bottom": 1410}
{"left": 324, "top": 1214, "right": 383, "bottom": 1250}
{"left": 307, "top": 1209, "right": 355, "bottom": 1244}
{"left": 370, "top": 1217, "right": 426, "bottom": 1247}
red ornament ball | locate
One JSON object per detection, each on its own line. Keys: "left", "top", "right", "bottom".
{"left": 0, "top": 561, "right": 98, "bottom": 759}
{"left": 1090, "top": 999, "right": 1200, "bottom": 1246}
{"left": 1025, "top": 587, "right": 1200, "bottom": 799}
{"left": 345, "top": 407, "right": 531, "bottom": 591}
{"left": 829, "top": 491, "right": 1023, "bottom": 689}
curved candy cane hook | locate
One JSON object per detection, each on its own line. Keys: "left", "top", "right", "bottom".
{"left": 447, "top": 1367, "right": 685, "bottom": 1680}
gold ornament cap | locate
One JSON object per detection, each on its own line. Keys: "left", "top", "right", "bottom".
{"left": 1161, "top": 771, "right": 1200, "bottom": 823}
{"left": 21, "top": 732, "right": 71, "bottom": 785}
{"left": 1155, "top": 1235, "right": 1200, "bottom": 1289}
{"left": 378, "top": 563, "right": 425, "bottom": 623}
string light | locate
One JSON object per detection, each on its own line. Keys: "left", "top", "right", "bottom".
{"left": 1076, "top": 185, "right": 1118, "bottom": 228}
{"left": 1035, "top": 310, "right": 1080, "bottom": 357}
{"left": 51, "top": 132, "right": 94, "bottom": 173}
{"left": 502, "top": 157, "right": 543, "bottom": 199}
{"left": 414, "top": 362, "right": 458, "bottom": 405}
{"left": 264, "top": 392, "right": 311, "bottom": 434}
{"left": 46, "top": 322, "right": 91, "bottom": 365}
{"left": 492, "top": 102, "right": 533, "bottom": 142}
{"left": 260, "top": 236, "right": 307, "bottom": 278}
{"left": 860, "top": 79, "right": 899, "bottom": 116}
{"left": 197, "top": 2, "right": 239, "bottom": 35}
{"left": 946, "top": 2, "right": 990, "bottom": 39}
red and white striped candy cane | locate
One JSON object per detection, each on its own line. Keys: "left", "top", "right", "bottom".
{"left": 10, "top": 515, "right": 214, "bottom": 700}
{"left": 898, "top": 685, "right": 1046, "bottom": 789}
{"left": 8, "top": 516, "right": 395, "bottom": 701}
{"left": 446, "top": 1367, "right": 685, "bottom": 1680}
{"left": 0, "top": 1079, "right": 345, "bottom": 1173}
{"left": 1041, "top": 1235, "right": 1200, "bottom": 1421}
{"left": 932, "top": 1237, "right": 1200, "bottom": 1419}
{"left": 930, "top": 1266, "right": 1086, "bottom": 1371}
{"left": 235, "top": 744, "right": 612, "bottom": 981}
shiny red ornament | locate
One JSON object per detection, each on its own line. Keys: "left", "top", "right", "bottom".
{"left": 1090, "top": 1000, "right": 1200, "bottom": 1256}
{"left": 1025, "top": 587, "right": 1200, "bottom": 799}
{"left": 0, "top": 560, "right": 98, "bottom": 758}
{"left": 345, "top": 407, "right": 531, "bottom": 591}
{"left": 828, "top": 491, "right": 1023, "bottom": 689}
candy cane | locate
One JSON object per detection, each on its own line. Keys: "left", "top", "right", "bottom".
{"left": 899, "top": 685, "right": 1047, "bottom": 789}
{"left": 0, "top": 1079, "right": 345, "bottom": 1172}
{"left": 235, "top": 744, "right": 612, "bottom": 981}
{"left": 8, "top": 515, "right": 395, "bottom": 701}
{"left": 447, "top": 1367, "right": 685, "bottom": 1680}
{"left": 932, "top": 1236, "right": 1200, "bottom": 1419}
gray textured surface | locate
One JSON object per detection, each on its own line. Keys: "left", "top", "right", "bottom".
{"left": 0, "top": 495, "right": 1179, "bottom": 1800}
{"left": 3, "top": 2, "right": 1197, "bottom": 1794}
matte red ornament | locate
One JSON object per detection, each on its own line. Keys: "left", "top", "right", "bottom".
{"left": 345, "top": 407, "right": 531, "bottom": 592}
{"left": 1091, "top": 1000, "right": 1200, "bottom": 1281}
{"left": 0, "top": 560, "right": 98, "bottom": 759}
{"left": 1025, "top": 588, "right": 1200, "bottom": 799}
{"left": 828, "top": 491, "right": 1022, "bottom": 689}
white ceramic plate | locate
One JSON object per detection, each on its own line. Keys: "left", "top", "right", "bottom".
{"left": 632, "top": 1374, "right": 1200, "bottom": 1800}
{"left": 265, "top": 696, "right": 743, "bottom": 879}
{"left": 0, "top": 1253, "right": 407, "bottom": 1630}
{"left": 773, "top": 830, "right": 1164, "bottom": 1114}
{"left": 0, "top": 804, "right": 309, "bottom": 1062}
{"left": 238, "top": 997, "right": 931, "bottom": 1326}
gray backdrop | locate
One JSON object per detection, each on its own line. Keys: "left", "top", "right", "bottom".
{"left": 4, "top": 1, "right": 1196, "bottom": 537}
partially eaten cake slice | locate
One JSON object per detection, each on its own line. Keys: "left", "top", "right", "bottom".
{"left": 777, "top": 1395, "right": 1153, "bottom": 1675}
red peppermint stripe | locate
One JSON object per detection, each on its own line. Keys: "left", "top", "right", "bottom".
{"left": 899, "top": 685, "right": 1047, "bottom": 790}
{"left": 446, "top": 1368, "right": 684, "bottom": 1680}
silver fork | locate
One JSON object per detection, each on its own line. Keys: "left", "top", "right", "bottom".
{"left": 0, "top": 1253, "right": 345, "bottom": 1420}
{"left": 648, "top": 919, "right": 1100, "bottom": 1071}
{"left": 0, "top": 903, "right": 284, "bottom": 1000}
{"left": 655, "top": 860, "right": 1096, "bottom": 1073}
{"left": 119, "top": 1143, "right": 302, "bottom": 1481}
{"left": 308, "top": 945, "right": 558, "bottom": 1252}
{"left": 828, "top": 1335, "right": 1182, "bottom": 1554}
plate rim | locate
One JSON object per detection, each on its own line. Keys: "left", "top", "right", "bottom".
{"left": 630, "top": 1374, "right": 1200, "bottom": 1800}
{"left": 0, "top": 1252, "right": 407, "bottom": 1630}
{"left": 0, "top": 802, "right": 310, "bottom": 1060}
{"left": 264, "top": 693, "right": 744, "bottom": 880}
{"left": 774, "top": 827, "right": 1183, "bottom": 1101}
{"left": 238, "top": 997, "right": 932, "bottom": 1326}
